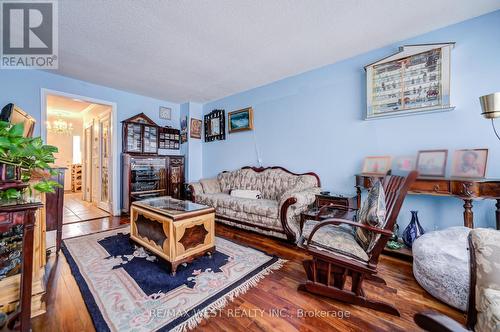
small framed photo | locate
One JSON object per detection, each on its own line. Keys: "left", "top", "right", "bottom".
{"left": 416, "top": 150, "right": 448, "bottom": 177}
{"left": 159, "top": 106, "right": 171, "bottom": 120}
{"left": 190, "top": 118, "right": 202, "bottom": 139}
{"left": 394, "top": 156, "right": 416, "bottom": 172}
{"left": 361, "top": 156, "right": 392, "bottom": 175}
{"left": 228, "top": 107, "right": 254, "bottom": 133}
{"left": 451, "top": 149, "right": 488, "bottom": 178}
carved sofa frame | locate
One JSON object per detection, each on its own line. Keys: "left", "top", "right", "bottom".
{"left": 188, "top": 166, "right": 321, "bottom": 242}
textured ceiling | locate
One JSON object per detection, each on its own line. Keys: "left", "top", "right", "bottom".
{"left": 55, "top": 0, "right": 500, "bottom": 103}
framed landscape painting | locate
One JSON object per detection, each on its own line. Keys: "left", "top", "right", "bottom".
{"left": 228, "top": 107, "right": 254, "bottom": 133}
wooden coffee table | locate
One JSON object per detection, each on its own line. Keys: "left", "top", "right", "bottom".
{"left": 130, "top": 196, "right": 215, "bottom": 275}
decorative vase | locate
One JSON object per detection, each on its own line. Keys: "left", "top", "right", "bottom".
{"left": 402, "top": 210, "right": 425, "bottom": 248}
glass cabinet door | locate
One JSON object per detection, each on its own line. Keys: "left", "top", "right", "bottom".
{"left": 143, "top": 125, "right": 158, "bottom": 154}
{"left": 126, "top": 123, "right": 142, "bottom": 153}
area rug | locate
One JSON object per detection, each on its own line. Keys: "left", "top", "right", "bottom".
{"left": 62, "top": 227, "right": 285, "bottom": 332}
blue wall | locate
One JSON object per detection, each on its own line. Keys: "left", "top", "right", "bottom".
{"left": 0, "top": 70, "right": 180, "bottom": 211}
{"left": 203, "top": 10, "right": 500, "bottom": 231}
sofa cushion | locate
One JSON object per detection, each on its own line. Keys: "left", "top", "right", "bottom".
{"left": 196, "top": 193, "right": 278, "bottom": 218}
{"left": 476, "top": 288, "right": 500, "bottom": 332}
{"left": 355, "top": 181, "right": 386, "bottom": 252}
{"left": 215, "top": 207, "right": 283, "bottom": 230}
{"left": 217, "top": 168, "right": 318, "bottom": 201}
{"left": 302, "top": 220, "right": 369, "bottom": 262}
{"left": 200, "top": 178, "right": 220, "bottom": 194}
{"left": 230, "top": 189, "right": 262, "bottom": 199}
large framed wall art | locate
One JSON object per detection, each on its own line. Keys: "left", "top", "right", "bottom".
{"left": 365, "top": 43, "right": 455, "bottom": 119}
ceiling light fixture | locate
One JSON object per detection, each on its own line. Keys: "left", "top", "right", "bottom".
{"left": 47, "top": 115, "right": 73, "bottom": 135}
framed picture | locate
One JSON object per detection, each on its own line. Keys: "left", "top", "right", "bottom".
{"left": 365, "top": 43, "right": 454, "bottom": 119}
{"left": 228, "top": 107, "right": 254, "bottom": 133}
{"left": 361, "top": 156, "right": 392, "bottom": 175}
{"left": 180, "top": 116, "right": 188, "bottom": 143}
{"left": 394, "top": 156, "right": 416, "bottom": 172}
{"left": 451, "top": 149, "right": 488, "bottom": 178}
{"left": 159, "top": 106, "right": 171, "bottom": 120}
{"left": 416, "top": 150, "right": 448, "bottom": 177}
{"left": 190, "top": 118, "right": 202, "bottom": 139}
{"left": 204, "top": 109, "right": 226, "bottom": 142}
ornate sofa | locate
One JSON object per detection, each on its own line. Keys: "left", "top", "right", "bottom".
{"left": 188, "top": 166, "right": 321, "bottom": 242}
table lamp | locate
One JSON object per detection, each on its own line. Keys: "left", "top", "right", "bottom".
{"left": 479, "top": 92, "right": 500, "bottom": 141}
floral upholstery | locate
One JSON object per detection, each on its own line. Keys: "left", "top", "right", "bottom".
{"left": 279, "top": 187, "right": 321, "bottom": 239}
{"left": 355, "top": 181, "right": 386, "bottom": 252}
{"left": 195, "top": 193, "right": 278, "bottom": 218}
{"left": 471, "top": 228, "right": 500, "bottom": 332}
{"left": 301, "top": 220, "right": 369, "bottom": 262}
{"left": 476, "top": 288, "right": 500, "bottom": 332}
{"left": 217, "top": 168, "right": 318, "bottom": 201}
{"left": 189, "top": 167, "right": 320, "bottom": 240}
{"left": 200, "top": 178, "right": 220, "bottom": 194}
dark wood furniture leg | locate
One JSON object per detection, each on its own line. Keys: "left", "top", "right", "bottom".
{"left": 463, "top": 199, "right": 474, "bottom": 228}
{"left": 19, "top": 210, "right": 36, "bottom": 332}
{"left": 496, "top": 199, "right": 500, "bottom": 230}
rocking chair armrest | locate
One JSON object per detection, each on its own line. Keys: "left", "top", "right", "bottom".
{"left": 414, "top": 311, "right": 470, "bottom": 332}
{"left": 306, "top": 218, "right": 393, "bottom": 247}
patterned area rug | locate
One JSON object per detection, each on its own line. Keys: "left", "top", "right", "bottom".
{"left": 62, "top": 227, "right": 285, "bottom": 332}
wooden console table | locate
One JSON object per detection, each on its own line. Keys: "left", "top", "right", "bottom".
{"left": 355, "top": 175, "right": 500, "bottom": 229}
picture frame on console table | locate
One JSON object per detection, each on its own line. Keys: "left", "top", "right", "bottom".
{"left": 361, "top": 156, "right": 392, "bottom": 176}
{"left": 451, "top": 149, "right": 488, "bottom": 178}
{"left": 416, "top": 149, "right": 448, "bottom": 177}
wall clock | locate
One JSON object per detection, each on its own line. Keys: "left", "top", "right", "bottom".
{"left": 159, "top": 106, "right": 171, "bottom": 120}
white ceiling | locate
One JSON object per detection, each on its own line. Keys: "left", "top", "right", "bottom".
{"left": 47, "top": 94, "right": 93, "bottom": 114}
{"left": 55, "top": 0, "right": 500, "bottom": 103}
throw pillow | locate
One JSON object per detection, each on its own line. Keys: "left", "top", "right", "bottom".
{"left": 230, "top": 189, "right": 262, "bottom": 199}
{"left": 355, "top": 180, "right": 387, "bottom": 252}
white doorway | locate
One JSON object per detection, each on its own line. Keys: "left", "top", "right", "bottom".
{"left": 41, "top": 89, "right": 120, "bottom": 217}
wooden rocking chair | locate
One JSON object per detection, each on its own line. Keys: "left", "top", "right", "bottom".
{"left": 297, "top": 171, "right": 418, "bottom": 316}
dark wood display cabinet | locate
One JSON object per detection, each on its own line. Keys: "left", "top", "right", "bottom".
{"left": 122, "top": 113, "right": 159, "bottom": 155}
{"left": 122, "top": 154, "right": 185, "bottom": 212}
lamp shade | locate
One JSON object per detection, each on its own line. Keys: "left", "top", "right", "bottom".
{"left": 479, "top": 92, "right": 500, "bottom": 119}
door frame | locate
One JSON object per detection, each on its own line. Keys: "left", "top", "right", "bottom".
{"left": 40, "top": 88, "right": 120, "bottom": 216}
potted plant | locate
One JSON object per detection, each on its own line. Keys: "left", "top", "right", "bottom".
{"left": 0, "top": 121, "right": 61, "bottom": 201}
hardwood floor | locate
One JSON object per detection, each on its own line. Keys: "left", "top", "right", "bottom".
{"left": 32, "top": 218, "right": 464, "bottom": 332}
{"left": 63, "top": 193, "right": 110, "bottom": 224}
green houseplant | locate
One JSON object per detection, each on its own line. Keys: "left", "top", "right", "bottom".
{"left": 0, "top": 121, "right": 61, "bottom": 201}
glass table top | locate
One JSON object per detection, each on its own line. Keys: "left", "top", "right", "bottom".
{"left": 132, "top": 196, "right": 211, "bottom": 216}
